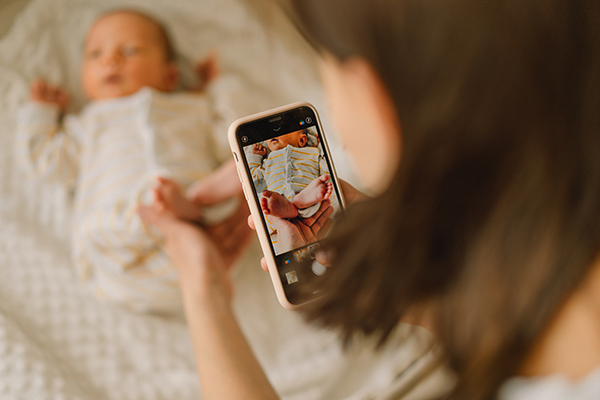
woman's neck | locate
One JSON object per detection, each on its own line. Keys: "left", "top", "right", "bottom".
{"left": 521, "top": 265, "right": 600, "bottom": 379}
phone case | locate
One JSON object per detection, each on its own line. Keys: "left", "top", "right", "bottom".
{"left": 228, "top": 102, "right": 346, "bottom": 310}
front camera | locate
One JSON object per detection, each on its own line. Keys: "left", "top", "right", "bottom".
{"left": 241, "top": 136, "right": 249, "bottom": 143}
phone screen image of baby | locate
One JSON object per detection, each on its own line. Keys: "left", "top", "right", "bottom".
{"left": 245, "top": 126, "right": 341, "bottom": 255}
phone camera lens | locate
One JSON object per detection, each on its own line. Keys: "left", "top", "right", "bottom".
{"left": 241, "top": 136, "right": 249, "bottom": 143}
{"left": 305, "top": 117, "right": 312, "bottom": 124}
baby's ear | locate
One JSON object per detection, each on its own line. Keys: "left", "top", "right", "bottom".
{"left": 299, "top": 134, "right": 308, "bottom": 147}
{"left": 165, "top": 62, "right": 180, "bottom": 92}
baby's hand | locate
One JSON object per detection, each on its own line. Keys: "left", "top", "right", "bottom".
{"left": 193, "top": 51, "right": 220, "bottom": 91}
{"left": 30, "top": 79, "right": 69, "bottom": 112}
{"left": 253, "top": 143, "right": 267, "bottom": 156}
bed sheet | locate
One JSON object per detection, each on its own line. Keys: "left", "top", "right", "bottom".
{"left": 0, "top": 0, "right": 448, "bottom": 399}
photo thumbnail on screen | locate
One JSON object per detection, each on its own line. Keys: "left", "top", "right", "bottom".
{"left": 243, "top": 125, "right": 342, "bottom": 256}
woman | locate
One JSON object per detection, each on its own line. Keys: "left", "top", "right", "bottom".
{"left": 139, "top": 0, "right": 600, "bottom": 398}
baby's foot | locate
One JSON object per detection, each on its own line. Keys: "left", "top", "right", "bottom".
{"left": 293, "top": 175, "right": 333, "bottom": 209}
{"left": 153, "top": 177, "right": 201, "bottom": 221}
{"left": 261, "top": 190, "right": 299, "bottom": 219}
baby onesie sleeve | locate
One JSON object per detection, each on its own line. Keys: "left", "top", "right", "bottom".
{"left": 15, "top": 102, "right": 81, "bottom": 188}
{"left": 247, "top": 152, "right": 267, "bottom": 192}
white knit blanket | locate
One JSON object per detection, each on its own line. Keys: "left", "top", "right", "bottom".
{"left": 0, "top": 0, "right": 441, "bottom": 399}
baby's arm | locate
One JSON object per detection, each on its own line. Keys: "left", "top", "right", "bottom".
{"left": 187, "top": 160, "right": 242, "bottom": 206}
{"left": 247, "top": 149, "right": 267, "bottom": 190}
{"left": 185, "top": 52, "right": 221, "bottom": 93}
{"left": 195, "top": 52, "right": 220, "bottom": 91}
{"left": 15, "top": 80, "right": 79, "bottom": 186}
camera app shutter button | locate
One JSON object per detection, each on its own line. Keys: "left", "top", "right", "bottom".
{"left": 311, "top": 260, "right": 327, "bottom": 276}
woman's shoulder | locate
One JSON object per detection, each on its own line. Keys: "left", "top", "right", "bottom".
{"left": 498, "top": 367, "right": 600, "bottom": 400}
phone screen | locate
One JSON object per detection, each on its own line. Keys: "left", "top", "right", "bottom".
{"left": 235, "top": 106, "right": 343, "bottom": 305}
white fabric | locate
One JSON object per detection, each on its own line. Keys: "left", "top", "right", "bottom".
{"left": 499, "top": 368, "right": 600, "bottom": 400}
{"left": 0, "top": 0, "right": 448, "bottom": 399}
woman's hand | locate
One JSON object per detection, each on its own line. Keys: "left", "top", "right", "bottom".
{"left": 139, "top": 188, "right": 279, "bottom": 400}
{"left": 248, "top": 179, "right": 366, "bottom": 271}
{"left": 249, "top": 200, "right": 334, "bottom": 272}
{"left": 275, "top": 200, "right": 334, "bottom": 254}
{"left": 138, "top": 193, "right": 252, "bottom": 300}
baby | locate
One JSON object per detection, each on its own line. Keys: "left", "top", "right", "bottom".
{"left": 252, "top": 129, "right": 333, "bottom": 219}
{"left": 16, "top": 10, "right": 231, "bottom": 314}
{"left": 247, "top": 128, "right": 334, "bottom": 253}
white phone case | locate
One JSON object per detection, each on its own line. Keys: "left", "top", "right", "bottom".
{"left": 228, "top": 102, "right": 346, "bottom": 310}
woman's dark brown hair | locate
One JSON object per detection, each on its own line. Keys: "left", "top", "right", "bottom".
{"left": 291, "top": 0, "right": 600, "bottom": 398}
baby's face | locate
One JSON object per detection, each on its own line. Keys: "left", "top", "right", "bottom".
{"left": 267, "top": 130, "right": 308, "bottom": 151}
{"left": 82, "top": 12, "right": 177, "bottom": 100}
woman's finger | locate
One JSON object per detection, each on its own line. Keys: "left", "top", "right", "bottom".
{"left": 205, "top": 201, "right": 252, "bottom": 269}
{"left": 339, "top": 179, "right": 369, "bottom": 204}
{"left": 301, "top": 199, "right": 331, "bottom": 227}
{"left": 316, "top": 217, "right": 333, "bottom": 240}
{"left": 220, "top": 210, "right": 252, "bottom": 255}
{"left": 205, "top": 198, "right": 248, "bottom": 240}
{"left": 138, "top": 205, "right": 188, "bottom": 241}
{"left": 248, "top": 214, "right": 256, "bottom": 230}
{"left": 293, "top": 218, "right": 316, "bottom": 244}
{"left": 315, "top": 249, "right": 334, "bottom": 266}
{"left": 260, "top": 257, "right": 268, "bottom": 272}
{"left": 311, "top": 204, "right": 334, "bottom": 233}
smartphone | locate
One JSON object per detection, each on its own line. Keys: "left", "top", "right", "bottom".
{"left": 229, "top": 102, "right": 346, "bottom": 309}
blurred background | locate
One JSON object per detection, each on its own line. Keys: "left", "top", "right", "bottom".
{"left": 0, "top": 0, "right": 30, "bottom": 39}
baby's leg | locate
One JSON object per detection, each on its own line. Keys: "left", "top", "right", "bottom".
{"left": 153, "top": 177, "right": 201, "bottom": 221}
{"left": 261, "top": 190, "right": 299, "bottom": 219}
{"left": 293, "top": 175, "right": 333, "bottom": 210}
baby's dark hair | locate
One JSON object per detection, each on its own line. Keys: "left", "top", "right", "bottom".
{"left": 95, "top": 9, "right": 177, "bottom": 62}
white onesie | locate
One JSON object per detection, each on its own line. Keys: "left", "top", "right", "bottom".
{"left": 16, "top": 87, "right": 231, "bottom": 314}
